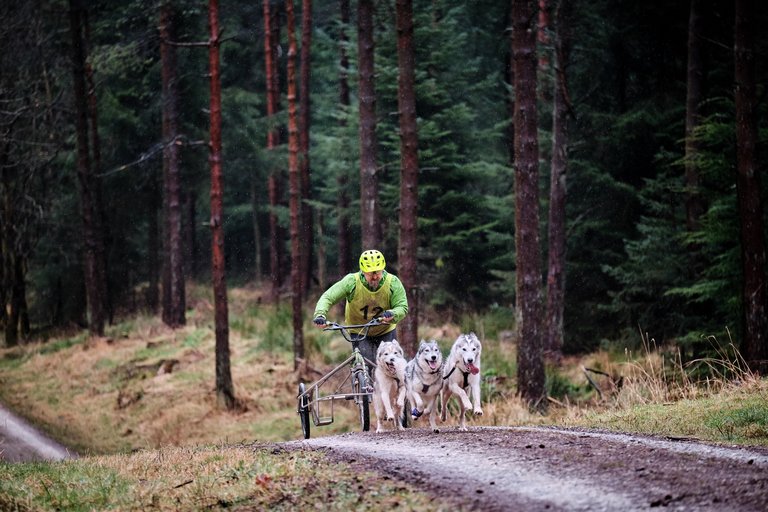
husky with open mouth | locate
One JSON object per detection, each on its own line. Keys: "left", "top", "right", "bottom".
{"left": 441, "top": 332, "right": 483, "bottom": 431}
{"left": 405, "top": 339, "right": 444, "bottom": 432}
{"left": 373, "top": 339, "right": 407, "bottom": 432}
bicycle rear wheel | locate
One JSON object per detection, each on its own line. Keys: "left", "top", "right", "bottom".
{"left": 298, "top": 383, "right": 310, "bottom": 439}
{"left": 352, "top": 372, "right": 370, "bottom": 432}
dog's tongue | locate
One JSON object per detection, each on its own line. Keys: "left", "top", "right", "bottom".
{"left": 467, "top": 363, "right": 479, "bottom": 375}
{"left": 428, "top": 360, "right": 438, "bottom": 370}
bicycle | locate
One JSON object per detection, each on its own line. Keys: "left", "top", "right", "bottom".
{"left": 296, "top": 318, "right": 382, "bottom": 439}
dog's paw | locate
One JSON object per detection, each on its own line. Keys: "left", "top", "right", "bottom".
{"left": 411, "top": 407, "right": 423, "bottom": 419}
{"left": 473, "top": 407, "right": 484, "bottom": 416}
{"left": 431, "top": 426, "right": 440, "bottom": 433}
{"left": 386, "top": 415, "right": 395, "bottom": 422}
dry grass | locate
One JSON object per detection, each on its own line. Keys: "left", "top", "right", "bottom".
{"left": 546, "top": 331, "right": 768, "bottom": 444}
{"left": 0, "top": 285, "right": 364, "bottom": 455}
{"left": 0, "top": 443, "right": 466, "bottom": 511}
{"left": 1, "top": 286, "right": 767, "bottom": 510}
{"left": 0, "top": 285, "right": 766, "bottom": 456}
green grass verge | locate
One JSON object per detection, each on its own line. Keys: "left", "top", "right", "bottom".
{"left": 0, "top": 446, "right": 464, "bottom": 511}
{"left": 573, "top": 381, "right": 768, "bottom": 443}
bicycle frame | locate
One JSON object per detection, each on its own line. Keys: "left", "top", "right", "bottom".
{"left": 296, "top": 318, "right": 382, "bottom": 438}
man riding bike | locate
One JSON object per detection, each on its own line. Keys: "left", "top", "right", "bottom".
{"left": 312, "top": 249, "right": 409, "bottom": 367}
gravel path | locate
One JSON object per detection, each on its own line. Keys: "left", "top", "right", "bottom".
{"left": 285, "top": 426, "right": 768, "bottom": 511}
{"left": 0, "top": 402, "right": 76, "bottom": 462}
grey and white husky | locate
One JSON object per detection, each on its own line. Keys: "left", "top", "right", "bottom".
{"left": 373, "top": 339, "right": 407, "bottom": 433}
{"left": 404, "top": 339, "right": 444, "bottom": 432}
{"left": 441, "top": 332, "right": 483, "bottom": 431}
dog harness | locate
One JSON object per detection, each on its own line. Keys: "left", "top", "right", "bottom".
{"left": 443, "top": 366, "right": 470, "bottom": 389}
{"left": 421, "top": 368, "right": 441, "bottom": 394}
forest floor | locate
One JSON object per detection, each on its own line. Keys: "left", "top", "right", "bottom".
{"left": 6, "top": 411, "right": 768, "bottom": 510}
{"left": 282, "top": 425, "right": 768, "bottom": 511}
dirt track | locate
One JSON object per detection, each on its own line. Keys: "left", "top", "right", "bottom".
{"left": 284, "top": 426, "right": 768, "bottom": 511}
{"left": 0, "top": 403, "right": 75, "bottom": 462}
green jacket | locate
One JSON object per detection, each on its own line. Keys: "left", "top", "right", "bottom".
{"left": 313, "top": 271, "right": 409, "bottom": 326}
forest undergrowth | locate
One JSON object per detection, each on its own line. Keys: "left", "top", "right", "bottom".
{"left": 0, "top": 283, "right": 765, "bottom": 455}
{"left": 1, "top": 283, "right": 767, "bottom": 511}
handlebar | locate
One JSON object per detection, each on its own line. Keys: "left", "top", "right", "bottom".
{"left": 322, "top": 318, "right": 383, "bottom": 343}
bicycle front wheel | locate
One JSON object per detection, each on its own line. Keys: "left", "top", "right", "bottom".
{"left": 352, "top": 372, "right": 370, "bottom": 432}
{"left": 298, "top": 382, "right": 310, "bottom": 439}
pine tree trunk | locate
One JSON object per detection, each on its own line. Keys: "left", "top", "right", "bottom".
{"left": 299, "top": 0, "right": 313, "bottom": 295}
{"left": 69, "top": 0, "right": 106, "bottom": 336}
{"left": 544, "top": 0, "right": 573, "bottom": 363}
{"left": 734, "top": 0, "right": 768, "bottom": 373}
{"left": 17, "top": 257, "right": 29, "bottom": 338}
{"left": 336, "top": 0, "right": 352, "bottom": 279}
{"left": 287, "top": 0, "right": 305, "bottom": 370}
{"left": 1, "top": 152, "right": 17, "bottom": 345}
{"left": 251, "top": 181, "right": 263, "bottom": 282}
{"left": 147, "top": 182, "right": 160, "bottom": 312}
{"left": 208, "top": 0, "right": 235, "bottom": 409}
{"left": 264, "top": 0, "right": 283, "bottom": 303}
{"left": 184, "top": 189, "right": 197, "bottom": 277}
{"left": 160, "top": 1, "right": 186, "bottom": 328}
{"left": 395, "top": 0, "right": 419, "bottom": 355}
{"left": 537, "top": 0, "right": 550, "bottom": 72}
{"left": 83, "top": 11, "right": 111, "bottom": 326}
{"left": 512, "top": 0, "right": 545, "bottom": 407}
{"left": 316, "top": 211, "right": 327, "bottom": 290}
{"left": 357, "top": 0, "right": 381, "bottom": 249}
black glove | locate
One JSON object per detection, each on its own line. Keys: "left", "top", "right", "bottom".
{"left": 382, "top": 310, "right": 394, "bottom": 320}
{"left": 313, "top": 316, "right": 326, "bottom": 326}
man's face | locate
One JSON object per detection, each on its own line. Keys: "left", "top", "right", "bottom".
{"left": 362, "top": 270, "right": 383, "bottom": 288}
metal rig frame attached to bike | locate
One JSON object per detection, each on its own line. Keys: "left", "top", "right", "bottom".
{"left": 296, "top": 318, "right": 381, "bottom": 438}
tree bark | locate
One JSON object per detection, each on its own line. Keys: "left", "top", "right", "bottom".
{"left": 299, "top": 0, "right": 313, "bottom": 295}
{"left": 160, "top": 1, "right": 186, "bottom": 328}
{"left": 336, "top": 0, "right": 352, "bottom": 279}
{"left": 69, "top": 0, "right": 107, "bottom": 336}
{"left": 147, "top": 180, "right": 160, "bottom": 313}
{"left": 316, "top": 210, "right": 327, "bottom": 290}
{"left": 357, "top": 0, "right": 381, "bottom": 249}
{"left": 208, "top": 0, "right": 235, "bottom": 409}
{"left": 395, "top": 0, "right": 419, "bottom": 355}
{"left": 1, "top": 142, "right": 18, "bottom": 345}
{"left": 512, "top": 0, "right": 545, "bottom": 407}
{"left": 544, "top": 0, "right": 573, "bottom": 363}
{"left": 84, "top": 11, "right": 111, "bottom": 326}
{"left": 251, "top": 181, "right": 264, "bottom": 282}
{"left": 734, "top": 0, "right": 767, "bottom": 373}
{"left": 537, "top": 0, "right": 550, "bottom": 72}
{"left": 287, "top": 0, "right": 305, "bottom": 370}
{"left": 264, "top": 0, "right": 283, "bottom": 303}
{"left": 184, "top": 189, "right": 197, "bottom": 278}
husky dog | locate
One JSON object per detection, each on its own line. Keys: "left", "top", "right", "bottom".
{"left": 441, "top": 332, "right": 483, "bottom": 431}
{"left": 404, "top": 339, "right": 444, "bottom": 433}
{"left": 372, "top": 339, "right": 407, "bottom": 433}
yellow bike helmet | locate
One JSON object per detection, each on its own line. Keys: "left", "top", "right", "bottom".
{"left": 359, "top": 249, "right": 386, "bottom": 272}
